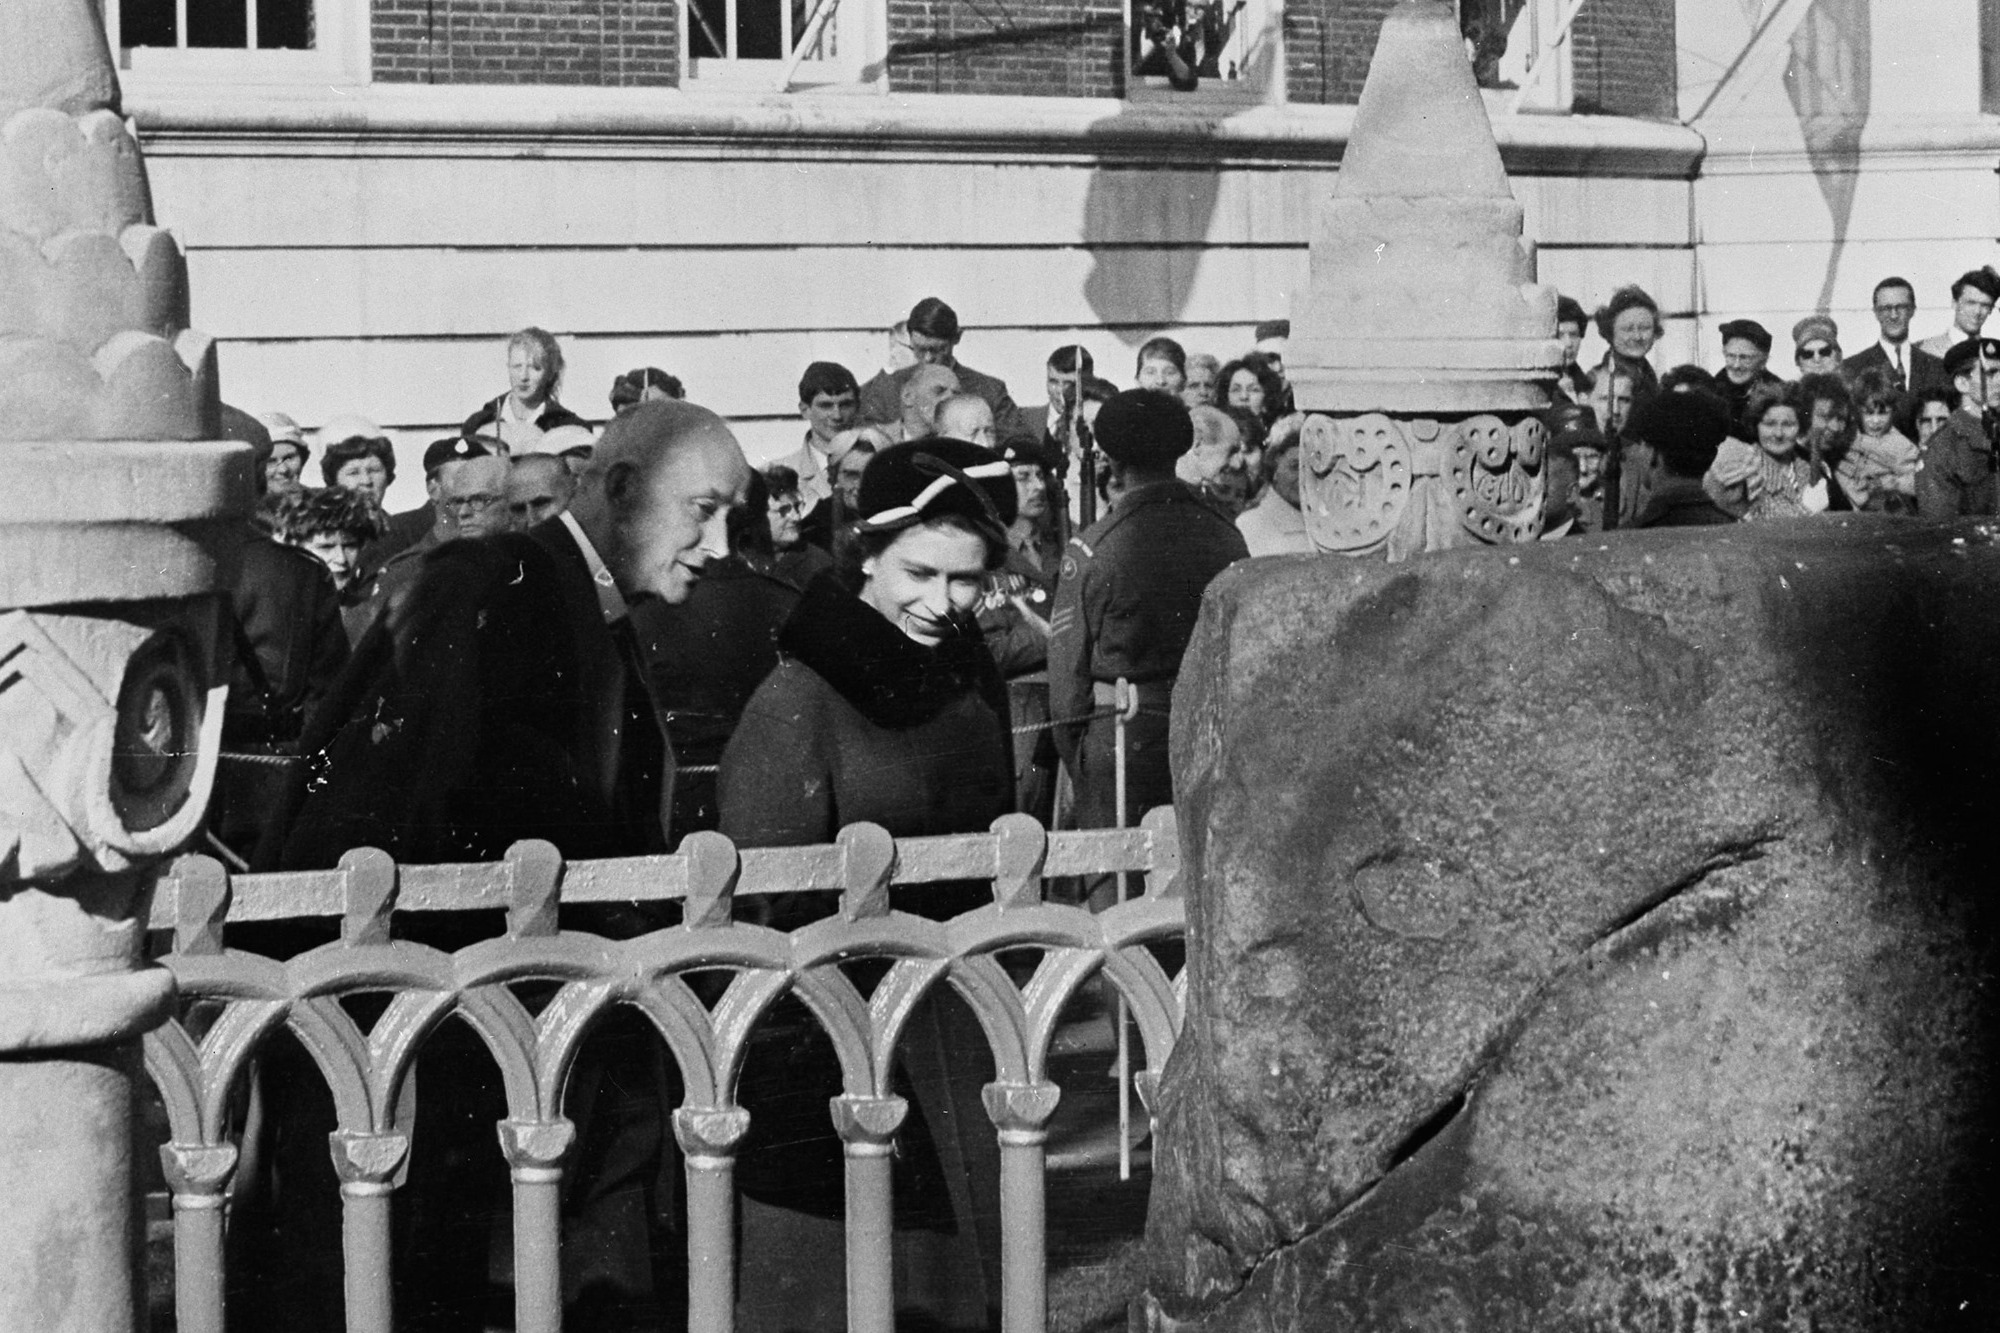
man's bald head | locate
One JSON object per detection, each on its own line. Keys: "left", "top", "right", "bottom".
{"left": 571, "top": 399, "right": 751, "bottom": 605}
{"left": 934, "top": 392, "right": 996, "bottom": 447}
{"left": 508, "top": 452, "right": 576, "bottom": 527}
{"left": 900, "top": 364, "right": 961, "bottom": 437}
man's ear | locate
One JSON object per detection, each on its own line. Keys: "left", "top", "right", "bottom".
{"left": 601, "top": 458, "right": 639, "bottom": 509}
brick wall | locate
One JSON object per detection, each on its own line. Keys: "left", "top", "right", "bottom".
{"left": 1570, "top": 0, "right": 1676, "bottom": 119}
{"left": 886, "top": 0, "right": 1125, "bottom": 95}
{"left": 374, "top": 0, "right": 678, "bottom": 85}
{"left": 1282, "top": 0, "right": 1674, "bottom": 116}
{"left": 1283, "top": 0, "right": 1395, "bottom": 105}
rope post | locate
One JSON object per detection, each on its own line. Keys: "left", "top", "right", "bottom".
{"left": 1112, "top": 676, "right": 1139, "bottom": 1181}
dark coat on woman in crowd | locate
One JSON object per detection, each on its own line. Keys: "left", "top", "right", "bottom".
{"left": 716, "top": 569, "right": 1013, "bottom": 1333}
{"left": 459, "top": 392, "right": 589, "bottom": 440}
{"left": 720, "top": 570, "right": 1011, "bottom": 851}
{"left": 224, "top": 531, "right": 350, "bottom": 748}
{"left": 210, "top": 531, "right": 353, "bottom": 861}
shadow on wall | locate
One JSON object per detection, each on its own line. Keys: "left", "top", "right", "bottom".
{"left": 1078, "top": 34, "right": 1289, "bottom": 344}
{"left": 1785, "top": 0, "right": 1870, "bottom": 313}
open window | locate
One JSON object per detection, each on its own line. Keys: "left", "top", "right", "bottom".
{"left": 105, "top": 0, "right": 369, "bottom": 84}
{"left": 1480, "top": 0, "right": 1578, "bottom": 113}
{"left": 1127, "top": 0, "right": 1282, "bottom": 102}
{"left": 682, "top": 0, "right": 886, "bottom": 91}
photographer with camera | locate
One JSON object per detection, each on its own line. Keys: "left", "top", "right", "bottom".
{"left": 1916, "top": 337, "right": 2000, "bottom": 518}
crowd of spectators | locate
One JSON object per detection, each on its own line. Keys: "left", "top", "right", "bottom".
{"left": 205, "top": 275, "right": 2000, "bottom": 1329}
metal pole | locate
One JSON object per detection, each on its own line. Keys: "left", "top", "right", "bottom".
{"left": 339, "top": 1182, "right": 395, "bottom": 1333}
{"left": 684, "top": 1154, "right": 737, "bottom": 1332}
{"left": 170, "top": 1193, "right": 226, "bottom": 1333}
{"left": 1112, "top": 677, "right": 1133, "bottom": 1182}
{"left": 510, "top": 1169, "right": 564, "bottom": 1333}
{"left": 1073, "top": 344, "right": 1097, "bottom": 529}
{"left": 844, "top": 1143, "right": 895, "bottom": 1332}
{"left": 998, "top": 1129, "right": 1047, "bottom": 1333}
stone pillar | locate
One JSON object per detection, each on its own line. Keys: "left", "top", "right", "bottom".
{"left": 0, "top": 4, "right": 248, "bottom": 1325}
{"left": 1287, "top": 0, "right": 1559, "bottom": 562}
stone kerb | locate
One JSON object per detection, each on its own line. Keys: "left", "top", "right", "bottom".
{"left": 1148, "top": 518, "right": 2000, "bottom": 1330}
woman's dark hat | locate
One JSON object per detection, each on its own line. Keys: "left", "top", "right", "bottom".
{"left": 1094, "top": 389, "right": 1194, "bottom": 467}
{"left": 854, "top": 437, "right": 1017, "bottom": 537}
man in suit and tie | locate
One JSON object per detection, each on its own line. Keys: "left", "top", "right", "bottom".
{"left": 1916, "top": 268, "right": 2000, "bottom": 360}
{"left": 858, "top": 295, "right": 1033, "bottom": 449}
{"left": 276, "top": 399, "right": 750, "bottom": 1329}
{"left": 1842, "top": 276, "right": 1947, "bottom": 400}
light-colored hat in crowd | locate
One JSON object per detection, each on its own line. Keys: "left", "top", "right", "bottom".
{"left": 316, "top": 412, "right": 388, "bottom": 444}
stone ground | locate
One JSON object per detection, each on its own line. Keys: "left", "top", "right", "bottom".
{"left": 143, "top": 1006, "right": 1155, "bottom": 1332}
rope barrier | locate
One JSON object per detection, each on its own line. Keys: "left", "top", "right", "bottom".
{"left": 218, "top": 705, "right": 1144, "bottom": 780}
{"left": 219, "top": 750, "right": 299, "bottom": 768}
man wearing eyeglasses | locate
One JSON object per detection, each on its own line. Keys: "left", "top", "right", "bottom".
{"left": 1842, "top": 276, "right": 1946, "bottom": 397}
{"left": 1792, "top": 315, "right": 1844, "bottom": 379}
{"left": 858, "top": 296, "right": 1033, "bottom": 449}
{"left": 344, "top": 436, "right": 513, "bottom": 638}
{"left": 1918, "top": 267, "right": 2000, "bottom": 359}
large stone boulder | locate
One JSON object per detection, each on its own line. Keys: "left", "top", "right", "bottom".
{"left": 1147, "top": 518, "right": 2000, "bottom": 1330}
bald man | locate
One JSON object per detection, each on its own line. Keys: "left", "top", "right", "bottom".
{"left": 897, "top": 362, "right": 960, "bottom": 440}
{"left": 284, "top": 396, "right": 749, "bottom": 861}
{"left": 507, "top": 451, "right": 577, "bottom": 526}
{"left": 934, "top": 390, "right": 998, "bottom": 447}
{"left": 273, "top": 400, "right": 748, "bottom": 1327}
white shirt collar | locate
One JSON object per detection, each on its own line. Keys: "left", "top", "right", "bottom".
{"left": 559, "top": 511, "right": 628, "bottom": 623}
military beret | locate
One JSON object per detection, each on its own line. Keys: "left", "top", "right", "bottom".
{"left": 422, "top": 434, "right": 493, "bottom": 476}
{"left": 1791, "top": 315, "right": 1839, "bottom": 350}
{"left": 1942, "top": 337, "right": 2000, "bottom": 377}
{"left": 853, "top": 437, "right": 1016, "bottom": 541}
{"left": 1093, "top": 389, "right": 1194, "bottom": 468}
{"left": 1718, "top": 319, "right": 1772, "bottom": 354}
{"left": 1628, "top": 389, "right": 1730, "bottom": 458}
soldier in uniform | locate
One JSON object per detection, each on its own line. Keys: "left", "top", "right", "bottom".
{"left": 1917, "top": 337, "right": 2000, "bottom": 518}
{"left": 1048, "top": 389, "right": 1247, "bottom": 857}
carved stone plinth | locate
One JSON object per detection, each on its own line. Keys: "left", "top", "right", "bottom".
{"left": 1, "top": 4, "right": 247, "bottom": 1325}
{"left": 1286, "top": 0, "right": 1559, "bottom": 562}
{"left": 1297, "top": 411, "right": 1547, "bottom": 560}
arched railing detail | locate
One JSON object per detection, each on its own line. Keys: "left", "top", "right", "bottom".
{"left": 143, "top": 806, "right": 1185, "bottom": 1333}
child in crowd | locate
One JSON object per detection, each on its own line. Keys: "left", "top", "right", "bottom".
{"left": 1835, "top": 370, "right": 1920, "bottom": 512}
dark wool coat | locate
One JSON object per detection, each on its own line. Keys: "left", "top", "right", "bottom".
{"left": 716, "top": 573, "right": 1012, "bottom": 1329}
{"left": 718, "top": 571, "right": 1012, "bottom": 850}
{"left": 279, "top": 527, "right": 666, "bottom": 870}
{"left": 459, "top": 392, "right": 588, "bottom": 439}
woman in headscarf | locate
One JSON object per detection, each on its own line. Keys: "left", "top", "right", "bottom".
{"left": 718, "top": 437, "right": 1017, "bottom": 1333}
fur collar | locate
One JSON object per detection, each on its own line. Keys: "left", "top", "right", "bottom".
{"left": 779, "top": 572, "right": 997, "bottom": 729}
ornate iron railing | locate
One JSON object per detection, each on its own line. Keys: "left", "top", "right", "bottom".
{"left": 142, "top": 807, "right": 1185, "bottom": 1333}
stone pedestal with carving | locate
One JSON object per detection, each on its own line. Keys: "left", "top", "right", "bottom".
{"left": 1287, "top": 0, "right": 1559, "bottom": 562}
{"left": 0, "top": 6, "right": 247, "bottom": 1325}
